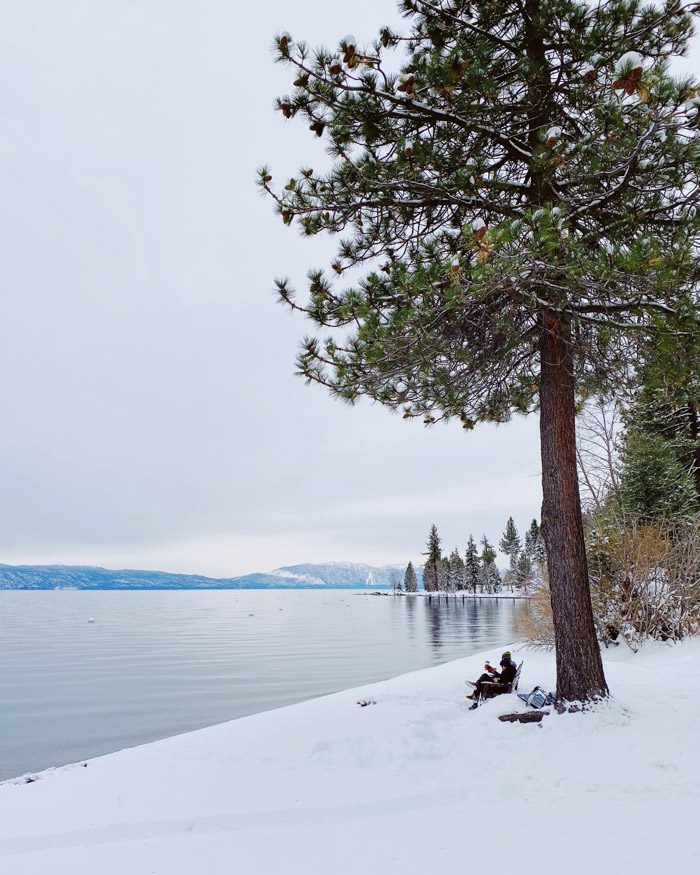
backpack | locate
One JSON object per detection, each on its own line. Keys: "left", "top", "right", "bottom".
{"left": 517, "top": 686, "right": 555, "bottom": 709}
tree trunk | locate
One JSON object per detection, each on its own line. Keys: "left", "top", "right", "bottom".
{"left": 539, "top": 310, "right": 608, "bottom": 702}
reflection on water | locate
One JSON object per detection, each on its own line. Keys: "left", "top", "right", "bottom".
{"left": 0, "top": 590, "right": 525, "bottom": 780}
{"left": 423, "top": 594, "right": 509, "bottom": 653}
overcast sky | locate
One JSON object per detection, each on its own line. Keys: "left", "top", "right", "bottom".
{"left": 1, "top": 2, "right": 695, "bottom": 577}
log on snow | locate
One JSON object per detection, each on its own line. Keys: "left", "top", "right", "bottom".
{"left": 498, "top": 710, "right": 549, "bottom": 724}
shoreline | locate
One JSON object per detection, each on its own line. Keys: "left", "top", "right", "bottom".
{"left": 0, "top": 591, "right": 523, "bottom": 783}
{"left": 1, "top": 640, "right": 698, "bottom": 873}
{"left": 371, "top": 590, "right": 531, "bottom": 599}
{"left": 1, "top": 587, "right": 531, "bottom": 594}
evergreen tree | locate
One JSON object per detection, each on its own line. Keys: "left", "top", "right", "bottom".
{"left": 479, "top": 536, "right": 500, "bottom": 594}
{"left": 499, "top": 517, "right": 522, "bottom": 571}
{"left": 513, "top": 551, "right": 533, "bottom": 589}
{"left": 448, "top": 547, "right": 465, "bottom": 591}
{"left": 264, "top": 1, "right": 700, "bottom": 700}
{"left": 403, "top": 561, "right": 418, "bottom": 593}
{"left": 621, "top": 382, "right": 700, "bottom": 506}
{"left": 439, "top": 555, "right": 451, "bottom": 591}
{"left": 635, "top": 318, "right": 700, "bottom": 500}
{"left": 492, "top": 565, "right": 503, "bottom": 594}
{"left": 464, "top": 534, "right": 480, "bottom": 593}
{"left": 423, "top": 524, "right": 442, "bottom": 592}
{"left": 616, "top": 431, "right": 697, "bottom": 522}
{"left": 441, "top": 552, "right": 451, "bottom": 591}
{"left": 480, "top": 536, "right": 497, "bottom": 567}
{"left": 524, "top": 519, "right": 546, "bottom": 563}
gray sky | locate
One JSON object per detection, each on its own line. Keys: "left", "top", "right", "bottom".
{"left": 2, "top": 2, "right": 694, "bottom": 576}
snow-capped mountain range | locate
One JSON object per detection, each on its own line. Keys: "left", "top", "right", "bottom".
{"left": 0, "top": 561, "right": 406, "bottom": 590}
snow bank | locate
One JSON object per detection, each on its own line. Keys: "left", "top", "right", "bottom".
{"left": 0, "top": 642, "right": 698, "bottom": 874}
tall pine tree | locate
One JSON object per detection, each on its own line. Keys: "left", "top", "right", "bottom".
{"left": 448, "top": 547, "right": 465, "bottom": 590}
{"left": 499, "top": 517, "right": 522, "bottom": 571}
{"left": 464, "top": 534, "right": 480, "bottom": 593}
{"left": 423, "top": 524, "right": 442, "bottom": 592}
{"left": 524, "top": 518, "right": 546, "bottom": 563}
{"left": 263, "top": 1, "right": 700, "bottom": 700}
{"left": 479, "top": 536, "right": 500, "bottom": 593}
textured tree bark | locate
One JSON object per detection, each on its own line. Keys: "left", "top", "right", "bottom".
{"left": 539, "top": 311, "right": 608, "bottom": 702}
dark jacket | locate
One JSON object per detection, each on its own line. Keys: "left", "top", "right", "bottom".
{"left": 496, "top": 657, "right": 517, "bottom": 688}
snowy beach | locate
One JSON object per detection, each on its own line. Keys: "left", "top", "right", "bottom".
{"left": 1, "top": 641, "right": 698, "bottom": 874}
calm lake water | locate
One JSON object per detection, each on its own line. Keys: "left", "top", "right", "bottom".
{"left": 0, "top": 590, "right": 525, "bottom": 781}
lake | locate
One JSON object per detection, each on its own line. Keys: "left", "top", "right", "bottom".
{"left": 0, "top": 590, "right": 526, "bottom": 781}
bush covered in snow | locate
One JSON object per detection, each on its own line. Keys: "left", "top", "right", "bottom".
{"left": 517, "top": 518, "right": 700, "bottom": 650}
{"left": 587, "top": 516, "right": 700, "bottom": 650}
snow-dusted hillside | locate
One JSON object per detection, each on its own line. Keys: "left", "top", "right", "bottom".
{"left": 0, "top": 561, "right": 405, "bottom": 590}
{"left": 268, "top": 562, "right": 403, "bottom": 588}
{"left": 1, "top": 641, "right": 697, "bottom": 874}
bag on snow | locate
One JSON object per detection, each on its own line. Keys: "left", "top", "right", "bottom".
{"left": 517, "top": 686, "right": 555, "bottom": 709}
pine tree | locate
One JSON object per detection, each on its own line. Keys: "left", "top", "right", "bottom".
{"left": 492, "top": 564, "right": 503, "bottom": 594}
{"left": 524, "top": 519, "right": 546, "bottom": 563}
{"left": 611, "top": 372, "right": 700, "bottom": 520}
{"left": 513, "top": 551, "right": 533, "bottom": 589}
{"left": 464, "top": 534, "right": 480, "bottom": 593}
{"left": 441, "top": 552, "right": 451, "bottom": 591}
{"left": 264, "top": 1, "right": 700, "bottom": 700}
{"left": 499, "top": 517, "right": 522, "bottom": 571}
{"left": 403, "top": 561, "right": 418, "bottom": 593}
{"left": 480, "top": 536, "right": 497, "bottom": 567}
{"left": 635, "top": 319, "right": 700, "bottom": 501}
{"left": 423, "top": 524, "right": 442, "bottom": 592}
{"left": 621, "top": 382, "right": 700, "bottom": 507}
{"left": 479, "top": 536, "right": 500, "bottom": 594}
{"left": 448, "top": 547, "right": 465, "bottom": 591}
{"left": 616, "top": 430, "right": 697, "bottom": 522}
{"left": 439, "top": 555, "right": 451, "bottom": 591}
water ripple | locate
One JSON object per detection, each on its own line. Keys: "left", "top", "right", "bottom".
{"left": 0, "top": 590, "right": 524, "bottom": 780}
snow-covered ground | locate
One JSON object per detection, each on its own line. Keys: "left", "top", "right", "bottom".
{"left": 1, "top": 641, "right": 698, "bottom": 874}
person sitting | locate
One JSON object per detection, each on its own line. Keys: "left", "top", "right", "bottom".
{"left": 467, "top": 651, "right": 517, "bottom": 709}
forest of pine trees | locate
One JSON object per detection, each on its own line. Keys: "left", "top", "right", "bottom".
{"left": 411, "top": 518, "right": 545, "bottom": 595}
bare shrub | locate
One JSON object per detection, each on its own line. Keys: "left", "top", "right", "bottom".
{"left": 513, "top": 563, "right": 555, "bottom": 647}
{"left": 587, "top": 516, "right": 700, "bottom": 650}
{"left": 576, "top": 398, "right": 622, "bottom": 513}
{"left": 515, "top": 519, "right": 700, "bottom": 649}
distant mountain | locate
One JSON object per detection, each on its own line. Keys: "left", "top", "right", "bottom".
{"left": 0, "top": 561, "right": 406, "bottom": 590}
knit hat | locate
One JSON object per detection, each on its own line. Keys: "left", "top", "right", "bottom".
{"left": 502, "top": 651, "right": 511, "bottom": 659}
